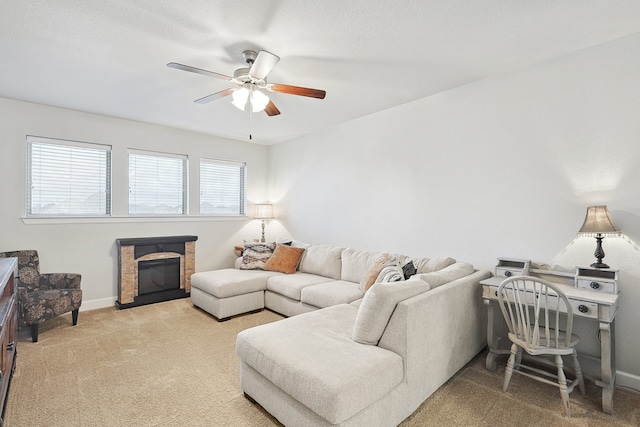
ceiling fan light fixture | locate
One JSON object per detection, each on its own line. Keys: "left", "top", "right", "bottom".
{"left": 231, "top": 87, "right": 249, "bottom": 111}
{"left": 250, "top": 89, "right": 270, "bottom": 112}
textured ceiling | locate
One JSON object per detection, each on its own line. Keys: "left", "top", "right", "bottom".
{"left": 1, "top": 1, "right": 640, "bottom": 144}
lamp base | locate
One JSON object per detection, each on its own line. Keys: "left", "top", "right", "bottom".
{"left": 590, "top": 261, "right": 610, "bottom": 269}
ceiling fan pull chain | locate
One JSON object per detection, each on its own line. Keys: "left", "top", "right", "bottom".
{"left": 249, "top": 101, "right": 253, "bottom": 140}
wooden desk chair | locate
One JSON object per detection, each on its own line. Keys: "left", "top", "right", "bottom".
{"left": 497, "top": 276, "right": 586, "bottom": 417}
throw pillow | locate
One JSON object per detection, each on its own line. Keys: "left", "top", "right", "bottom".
{"left": 401, "top": 260, "right": 417, "bottom": 280}
{"left": 375, "top": 260, "right": 403, "bottom": 283}
{"left": 239, "top": 241, "right": 276, "bottom": 270}
{"left": 359, "top": 254, "right": 391, "bottom": 292}
{"left": 263, "top": 244, "right": 305, "bottom": 274}
{"left": 352, "top": 278, "right": 431, "bottom": 345}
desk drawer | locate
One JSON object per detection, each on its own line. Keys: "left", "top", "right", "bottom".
{"left": 567, "top": 299, "right": 598, "bottom": 319}
{"left": 576, "top": 278, "right": 617, "bottom": 294}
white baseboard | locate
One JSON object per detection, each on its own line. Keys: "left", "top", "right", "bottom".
{"left": 579, "top": 353, "right": 640, "bottom": 393}
{"left": 617, "top": 370, "right": 640, "bottom": 393}
{"left": 80, "top": 296, "right": 117, "bottom": 312}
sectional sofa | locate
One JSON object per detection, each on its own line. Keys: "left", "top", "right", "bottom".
{"left": 190, "top": 241, "right": 491, "bottom": 426}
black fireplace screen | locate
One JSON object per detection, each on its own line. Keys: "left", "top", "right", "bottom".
{"left": 138, "top": 257, "right": 180, "bottom": 295}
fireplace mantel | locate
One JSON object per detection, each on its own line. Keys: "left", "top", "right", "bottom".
{"left": 116, "top": 235, "right": 197, "bottom": 309}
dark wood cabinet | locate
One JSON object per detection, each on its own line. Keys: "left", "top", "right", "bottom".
{"left": 0, "top": 258, "right": 18, "bottom": 426}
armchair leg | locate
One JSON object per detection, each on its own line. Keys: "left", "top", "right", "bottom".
{"left": 30, "top": 324, "right": 39, "bottom": 343}
{"left": 72, "top": 309, "right": 79, "bottom": 326}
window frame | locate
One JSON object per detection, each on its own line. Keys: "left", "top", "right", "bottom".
{"left": 26, "top": 135, "right": 112, "bottom": 218}
{"left": 128, "top": 149, "right": 189, "bottom": 216}
{"left": 199, "top": 158, "right": 247, "bottom": 216}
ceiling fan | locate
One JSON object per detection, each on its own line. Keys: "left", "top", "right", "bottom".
{"left": 167, "top": 50, "right": 326, "bottom": 116}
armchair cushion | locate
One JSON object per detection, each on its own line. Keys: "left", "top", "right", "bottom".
{"left": 24, "top": 289, "right": 82, "bottom": 325}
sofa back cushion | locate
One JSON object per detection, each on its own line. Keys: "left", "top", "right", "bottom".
{"left": 352, "top": 278, "right": 431, "bottom": 345}
{"left": 298, "top": 245, "right": 344, "bottom": 280}
{"left": 341, "top": 248, "right": 388, "bottom": 284}
{"left": 394, "top": 254, "right": 456, "bottom": 273}
{"left": 414, "top": 262, "right": 474, "bottom": 289}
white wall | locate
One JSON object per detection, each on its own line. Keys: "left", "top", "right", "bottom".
{"left": 269, "top": 34, "right": 640, "bottom": 380}
{"left": 0, "top": 97, "right": 269, "bottom": 308}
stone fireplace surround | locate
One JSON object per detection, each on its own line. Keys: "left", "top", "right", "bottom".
{"left": 116, "top": 235, "right": 197, "bottom": 309}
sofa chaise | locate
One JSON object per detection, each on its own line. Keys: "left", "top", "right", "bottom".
{"left": 190, "top": 241, "right": 491, "bottom": 426}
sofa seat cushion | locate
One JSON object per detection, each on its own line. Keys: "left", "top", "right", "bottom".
{"left": 236, "top": 305, "right": 403, "bottom": 424}
{"left": 190, "top": 268, "right": 280, "bottom": 298}
{"left": 266, "top": 273, "right": 334, "bottom": 301}
{"left": 301, "top": 280, "right": 364, "bottom": 308}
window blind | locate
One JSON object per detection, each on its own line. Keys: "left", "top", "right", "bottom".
{"left": 27, "top": 136, "right": 112, "bottom": 216}
{"left": 200, "top": 159, "right": 246, "bottom": 215}
{"left": 129, "top": 150, "right": 187, "bottom": 215}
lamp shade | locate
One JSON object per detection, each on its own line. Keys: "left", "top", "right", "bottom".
{"left": 232, "top": 87, "right": 249, "bottom": 111}
{"left": 254, "top": 204, "right": 274, "bottom": 219}
{"left": 250, "top": 90, "right": 270, "bottom": 112}
{"left": 577, "top": 206, "right": 620, "bottom": 237}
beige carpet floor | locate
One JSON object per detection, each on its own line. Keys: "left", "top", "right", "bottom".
{"left": 4, "top": 298, "right": 640, "bottom": 427}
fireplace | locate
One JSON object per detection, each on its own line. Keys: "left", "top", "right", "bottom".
{"left": 116, "top": 235, "right": 197, "bottom": 309}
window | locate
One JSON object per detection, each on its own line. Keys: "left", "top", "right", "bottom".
{"left": 27, "top": 136, "right": 111, "bottom": 217}
{"left": 200, "top": 158, "right": 246, "bottom": 215}
{"left": 129, "top": 150, "right": 187, "bottom": 215}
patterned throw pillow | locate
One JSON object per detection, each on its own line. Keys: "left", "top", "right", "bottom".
{"left": 239, "top": 241, "right": 276, "bottom": 270}
{"left": 401, "top": 260, "right": 417, "bottom": 280}
{"left": 375, "top": 260, "right": 404, "bottom": 283}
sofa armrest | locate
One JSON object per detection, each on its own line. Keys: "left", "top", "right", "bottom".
{"left": 377, "top": 269, "right": 490, "bottom": 393}
{"left": 39, "top": 273, "right": 82, "bottom": 290}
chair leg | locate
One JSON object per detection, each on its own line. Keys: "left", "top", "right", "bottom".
{"left": 571, "top": 348, "right": 586, "bottom": 395}
{"left": 30, "top": 324, "right": 39, "bottom": 343}
{"left": 503, "top": 343, "right": 518, "bottom": 392}
{"left": 72, "top": 309, "right": 79, "bottom": 326}
{"left": 556, "top": 355, "right": 571, "bottom": 417}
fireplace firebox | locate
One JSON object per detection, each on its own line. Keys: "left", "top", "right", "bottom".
{"left": 138, "top": 257, "right": 180, "bottom": 295}
{"left": 116, "top": 235, "right": 197, "bottom": 309}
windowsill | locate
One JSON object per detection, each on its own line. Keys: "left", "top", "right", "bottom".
{"left": 21, "top": 215, "right": 250, "bottom": 225}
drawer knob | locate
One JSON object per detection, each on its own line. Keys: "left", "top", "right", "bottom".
{"left": 578, "top": 305, "right": 589, "bottom": 313}
{"left": 504, "top": 271, "right": 512, "bottom": 277}
{"left": 590, "top": 281, "right": 600, "bottom": 289}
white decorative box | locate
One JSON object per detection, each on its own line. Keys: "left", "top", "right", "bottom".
{"left": 495, "top": 258, "right": 530, "bottom": 278}
{"left": 575, "top": 267, "right": 618, "bottom": 294}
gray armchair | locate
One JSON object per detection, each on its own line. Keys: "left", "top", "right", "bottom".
{"left": 0, "top": 250, "right": 82, "bottom": 342}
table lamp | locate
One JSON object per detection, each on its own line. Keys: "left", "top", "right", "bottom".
{"left": 254, "top": 204, "right": 274, "bottom": 243}
{"left": 577, "top": 206, "right": 620, "bottom": 269}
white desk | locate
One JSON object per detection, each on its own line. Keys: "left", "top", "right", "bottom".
{"left": 481, "top": 275, "right": 619, "bottom": 414}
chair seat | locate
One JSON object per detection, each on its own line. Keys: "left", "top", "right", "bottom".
{"left": 508, "top": 327, "right": 580, "bottom": 356}
{"left": 24, "top": 289, "right": 82, "bottom": 325}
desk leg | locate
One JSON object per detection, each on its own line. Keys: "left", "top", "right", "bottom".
{"left": 598, "top": 321, "right": 615, "bottom": 415}
{"left": 484, "top": 299, "right": 500, "bottom": 371}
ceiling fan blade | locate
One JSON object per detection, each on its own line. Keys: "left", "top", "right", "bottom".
{"left": 194, "top": 88, "right": 235, "bottom": 104}
{"left": 167, "top": 62, "right": 233, "bottom": 81}
{"left": 264, "top": 101, "right": 281, "bottom": 116}
{"left": 249, "top": 51, "right": 280, "bottom": 79}
{"left": 268, "top": 83, "right": 326, "bottom": 99}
